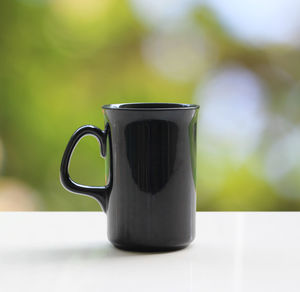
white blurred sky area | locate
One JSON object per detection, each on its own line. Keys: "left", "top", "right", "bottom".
{"left": 130, "top": 0, "right": 300, "bottom": 198}
{"left": 195, "top": 65, "right": 267, "bottom": 164}
{"left": 130, "top": 0, "right": 300, "bottom": 46}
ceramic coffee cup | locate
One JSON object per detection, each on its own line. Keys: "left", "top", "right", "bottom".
{"left": 60, "top": 103, "right": 199, "bottom": 251}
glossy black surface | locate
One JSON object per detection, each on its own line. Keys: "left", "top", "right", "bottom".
{"left": 60, "top": 103, "right": 199, "bottom": 252}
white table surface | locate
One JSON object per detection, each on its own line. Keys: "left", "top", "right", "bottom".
{"left": 0, "top": 212, "right": 299, "bottom": 292}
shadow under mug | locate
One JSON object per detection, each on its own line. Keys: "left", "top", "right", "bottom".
{"left": 60, "top": 103, "right": 199, "bottom": 252}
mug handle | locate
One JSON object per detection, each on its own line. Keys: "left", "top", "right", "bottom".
{"left": 60, "top": 125, "right": 111, "bottom": 212}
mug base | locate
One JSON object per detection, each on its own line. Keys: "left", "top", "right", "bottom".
{"left": 112, "top": 242, "right": 190, "bottom": 253}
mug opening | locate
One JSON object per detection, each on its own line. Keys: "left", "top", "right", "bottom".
{"left": 103, "top": 103, "right": 199, "bottom": 110}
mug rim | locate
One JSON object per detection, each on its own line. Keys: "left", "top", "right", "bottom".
{"left": 102, "top": 103, "right": 200, "bottom": 111}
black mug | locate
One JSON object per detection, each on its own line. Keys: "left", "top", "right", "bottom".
{"left": 60, "top": 103, "right": 199, "bottom": 251}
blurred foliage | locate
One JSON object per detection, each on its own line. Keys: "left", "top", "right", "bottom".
{"left": 0, "top": 0, "right": 299, "bottom": 210}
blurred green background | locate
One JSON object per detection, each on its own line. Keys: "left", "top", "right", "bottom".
{"left": 0, "top": 0, "right": 300, "bottom": 211}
